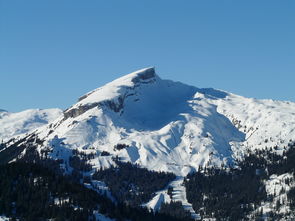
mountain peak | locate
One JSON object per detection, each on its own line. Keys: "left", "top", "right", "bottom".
{"left": 64, "top": 67, "right": 159, "bottom": 119}
{"left": 78, "top": 67, "right": 157, "bottom": 102}
{"left": 115, "top": 67, "right": 156, "bottom": 84}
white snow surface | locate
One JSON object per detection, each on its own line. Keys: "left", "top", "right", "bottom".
{"left": 144, "top": 186, "right": 171, "bottom": 211}
{"left": 0, "top": 215, "right": 9, "bottom": 221}
{"left": 145, "top": 176, "right": 200, "bottom": 219}
{"left": 25, "top": 67, "right": 295, "bottom": 176}
{"left": 250, "top": 173, "right": 295, "bottom": 220}
{"left": 0, "top": 108, "right": 62, "bottom": 142}
{"left": 170, "top": 177, "right": 200, "bottom": 220}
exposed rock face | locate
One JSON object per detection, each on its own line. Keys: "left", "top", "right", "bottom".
{"left": 131, "top": 67, "right": 155, "bottom": 84}
{"left": 103, "top": 96, "right": 125, "bottom": 113}
{"left": 63, "top": 96, "right": 125, "bottom": 120}
{"left": 63, "top": 103, "right": 100, "bottom": 119}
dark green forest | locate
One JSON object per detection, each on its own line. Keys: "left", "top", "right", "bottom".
{"left": 92, "top": 160, "right": 176, "bottom": 207}
{"left": 0, "top": 138, "right": 192, "bottom": 221}
{"left": 0, "top": 162, "right": 189, "bottom": 221}
{"left": 2, "top": 134, "right": 295, "bottom": 220}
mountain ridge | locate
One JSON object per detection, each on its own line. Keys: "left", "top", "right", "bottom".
{"left": 0, "top": 108, "right": 62, "bottom": 142}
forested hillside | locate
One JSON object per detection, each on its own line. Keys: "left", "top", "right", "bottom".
{"left": 185, "top": 141, "right": 295, "bottom": 220}
{"left": 0, "top": 162, "right": 190, "bottom": 221}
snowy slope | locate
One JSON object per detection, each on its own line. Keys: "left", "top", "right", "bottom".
{"left": 214, "top": 96, "right": 295, "bottom": 156}
{"left": 144, "top": 176, "right": 200, "bottom": 219}
{"left": 0, "top": 108, "right": 62, "bottom": 142}
{"left": 24, "top": 67, "right": 295, "bottom": 177}
{"left": 0, "top": 215, "right": 9, "bottom": 221}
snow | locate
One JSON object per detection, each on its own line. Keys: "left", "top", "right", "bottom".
{"left": 265, "top": 173, "right": 293, "bottom": 196}
{"left": 75, "top": 67, "right": 156, "bottom": 107}
{"left": 0, "top": 108, "right": 62, "bottom": 142}
{"left": 54, "top": 197, "right": 70, "bottom": 205}
{"left": 169, "top": 177, "right": 200, "bottom": 220}
{"left": 144, "top": 190, "right": 171, "bottom": 211}
{"left": 214, "top": 96, "right": 295, "bottom": 154}
{"left": 263, "top": 173, "right": 293, "bottom": 214}
{"left": 84, "top": 180, "right": 115, "bottom": 202}
{"left": 25, "top": 67, "right": 295, "bottom": 177}
{"left": 251, "top": 173, "right": 294, "bottom": 219}
{"left": 0, "top": 216, "right": 9, "bottom": 221}
{"left": 34, "top": 68, "right": 247, "bottom": 175}
{"left": 144, "top": 176, "right": 200, "bottom": 219}
{"left": 3, "top": 67, "right": 295, "bottom": 218}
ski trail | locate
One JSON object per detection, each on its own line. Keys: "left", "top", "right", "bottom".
{"left": 170, "top": 176, "right": 200, "bottom": 220}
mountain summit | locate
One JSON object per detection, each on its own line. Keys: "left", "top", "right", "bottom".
{"left": 63, "top": 67, "right": 160, "bottom": 119}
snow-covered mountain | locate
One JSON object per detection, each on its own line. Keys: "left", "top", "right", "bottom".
{"left": 12, "top": 67, "right": 294, "bottom": 176}
{"left": 2, "top": 67, "right": 295, "bottom": 220}
{"left": 0, "top": 108, "right": 62, "bottom": 142}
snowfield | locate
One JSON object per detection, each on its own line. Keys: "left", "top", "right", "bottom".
{"left": 0, "top": 108, "right": 62, "bottom": 142}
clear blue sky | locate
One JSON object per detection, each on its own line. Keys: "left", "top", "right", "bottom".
{"left": 1, "top": 0, "right": 294, "bottom": 112}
